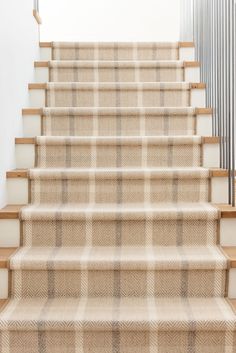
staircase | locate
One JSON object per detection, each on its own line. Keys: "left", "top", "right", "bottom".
{"left": 0, "top": 41, "right": 236, "bottom": 353}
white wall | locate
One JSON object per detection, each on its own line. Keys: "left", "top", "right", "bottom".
{"left": 40, "top": 0, "right": 180, "bottom": 42}
{"left": 0, "top": 0, "right": 40, "bottom": 208}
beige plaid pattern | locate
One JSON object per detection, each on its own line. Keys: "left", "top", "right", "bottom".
{"left": 1, "top": 40, "right": 235, "bottom": 353}
{"left": 52, "top": 42, "right": 180, "bottom": 61}
{"left": 35, "top": 136, "right": 202, "bottom": 168}
{"left": 49, "top": 61, "right": 184, "bottom": 82}
{"left": 29, "top": 167, "right": 210, "bottom": 204}
{"left": 42, "top": 107, "right": 196, "bottom": 136}
{"left": 21, "top": 203, "right": 219, "bottom": 247}
{"left": 9, "top": 246, "right": 227, "bottom": 298}
{"left": 46, "top": 82, "right": 191, "bottom": 107}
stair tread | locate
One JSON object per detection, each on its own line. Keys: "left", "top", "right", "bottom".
{"left": 35, "top": 135, "right": 203, "bottom": 145}
{"left": 51, "top": 41, "right": 183, "bottom": 48}
{"left": 0, "top": 297, "right": 235, "bottom": 331}
{"left": 41, "top": 107, "right": 211, "bottom": 115}
{"left": 20, "top": 202, "right": 219, "bottom": 220}
{"left": 46, "top": 60, "right": 192, "bottom": 67}
{"left": 45, "top": 82, "right": 199, "bottom": 89}
{"left": 28, "top": 167, "right": 210, "bottom": 179}
{"left": 10, "top": 245, "right": 226, "bottom": 270}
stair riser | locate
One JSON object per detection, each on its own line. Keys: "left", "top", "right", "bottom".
{"left": 29, "top": 87, "right": 206, "bottom": 108}
{"left": 11, "top": 269, "right": 226, "bottom": 298}
{"left": 22, "top": 113, "right": 212, "bottom": 137}
{"left": 34, "top": 66, "right": 200, "bottom": 83}
{"left": 6, "top": 177, "right": 229, "bottom": 204}
{"left": 14, "top": 143, "right": 220, "bottom": 169}
{"left": 0, "top": 270, "right": 8, "bottom": 299}
{"left": 40, "top": 46, "right": 195, "bottom": 61}
{"left": 0, "top": 218, "right": 219, "bottom": 248}
{"left": 22, "top": 218, "right": 219, "bottom": 247}
{"left": 1, "top": 329, "right": 232, "bottom": 353}
{"left": 30, "top": 178, "right": 210, "bottom": 204}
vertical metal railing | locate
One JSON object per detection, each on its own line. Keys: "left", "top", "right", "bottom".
{"left": 34, "top": 0, "right": 39, "bottom": 12}
{"left": 180, "top": 0, "right": 236, "bottom": 206}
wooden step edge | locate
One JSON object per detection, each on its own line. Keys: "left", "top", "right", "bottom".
{"left": 210, "top": 169, "right": 235, "bottom": 177}
{"left": 202, "top": 136, "right": 219, "bottom": 144}
{"left": 39, "top": 42, "right": 195, "bottom": 49}
{"left": 28, "top": 83, "right": 46, "bottom": 90}
{"left": 34, "top": 60, "right": 200, "bottom": 68}
{"left": 0, "top": 248, "right": 18, "bottom": 269}
{"left": 0, "top": 299, "right": 9, "bottom": 313}
{"left": 34, "top": 61, "right": 49, "bottom": 68}
{"left": 195, "top": 108, "right": 213, "bottom": 115}
{"left": 214, "top": 204, "right": 236, "bottom": 218}
{"left": 0, "top": 205, "right": 24, "bottom": 219}
{"left": 28, "top": 82, "right": 205, "bottom": 90}
{"left": 6, "top": 168, "right": 230, "bottom": 179}
{"left": 190, "top": 83, "right": 206, "bottom": 89}
{"left": 183, "top": 61, "right": 200, "bottom": 68}
{"left": 22, "top": 108, "right": 43, "bottom": 115}
{"left": 15, "top": 137, "right": 35, "bottom": 144}
{"left": 33, "top": 9, "right": 42, "bottom": 25}
{"left": 39, "top": 42, "right": 52, "bottom": 48}
{"left": 21, "top": 107, "right": 212, "bottom": 117}
{"left": 6, "top": 170, "right": 28, "bottom": 178}
{"left": 221, "top": 247, "right": 236, "bottom": 268}
{"left": 179, "top": 42, "right": 195, "bottom": 48}
{"left": 15, "top": 136, "right": 218, "bottom": 145}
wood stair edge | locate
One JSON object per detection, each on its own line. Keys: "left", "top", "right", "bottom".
{"left": 39, "top": 42, "right": 194, "bottom": 49}
{"left": 221, "top": 247, "right": 236, "bottom": 268}
{"left": 183, "top": 61, "right": 200, "bottom": 68}
{"left": 214, "top": 204, "right": 236, "bottom": 219}
{"left": 15, "top": 137, "right": 35, "bottom": 144}
{"left": 0, "top": 248, "right": 19, "bottom": 269}
{"left": 195, "top": 108, "right": 212, "bottom": 115}
{"left": 39, "top": 42, "right": 52, "bottom": 48}
{"left": 179, "top": 42, "right": 195, "bottom": 48}
{"left": 28, "top": 83, "right": 46, "bottom": 89}
{"left": 202, "top": 136, "right": 219, "bottom": 144}
{"left": 6, "top": 170, "right": 28, "bottom": 178}
{"left": 34, "top": 61, "right": 49, "bottom": 68}
{"left": 0, "top": 205, "right": 24, "bottom": 219}
{"left": 22, "top": 108, "right": 42, "bottom": 115}
{"left": 21, "top": 107, "right": 212, "bottom": 116}
{"left": 190, "top": 83, "right": 206, "bottom": 89}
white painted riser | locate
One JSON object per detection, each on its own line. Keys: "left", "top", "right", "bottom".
{"left": 34, "top": 66, "right": 200, "bottom": 83}
{"left": 28, "top": 88, "right": 206, "bottom": 108}
{"left": 15, "top": 142, "right": 220, "bottom": 169}
{"left": 0, "top": 270, "right": 8, "bottom": 299}
{"left": 6, "top": 176, "right": 228, "bottom": 205}
{"left": 22, "top": 114, "right": 213, "bottom": 137}
{"left": 39, "top": 47, "right": 196, "bottom": 62}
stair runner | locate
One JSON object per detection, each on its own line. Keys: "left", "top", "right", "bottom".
{"left": 1, "top": 42, "right": 236, "bottom": 353}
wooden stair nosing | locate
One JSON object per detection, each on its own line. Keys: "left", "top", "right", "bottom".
{"left": 0, "top": 205, "right": 24, "bottom": 219}
{"left": 28, "top": 82, "right": 206, "bottom": 90}
{"left": 38, "top": 42, "right": 195, "bottom": 49}
{"left": 14, "top": 136, "right": 218, "bottom": 145}
{"left": 0, "top": 248, "right": 18, "bottom": 269}
{"left": 21, "top": 107, "right": 212, "bottom": 116}
{"left": 34, "top": 60, "right": 200, "bottom": 68}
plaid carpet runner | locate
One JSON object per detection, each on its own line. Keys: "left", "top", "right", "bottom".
{"left": 0, "top": 42, "right": 236, "bottom": 353}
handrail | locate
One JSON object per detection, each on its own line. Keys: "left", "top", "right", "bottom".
{"left": 180, "top": 0, "right": 236, "bottom": 206}
{"left": 34, "top": 0, "right": 39, "bottom": 13}
{"left": 33, "top": 0, "right": 41, "bottom": 24}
